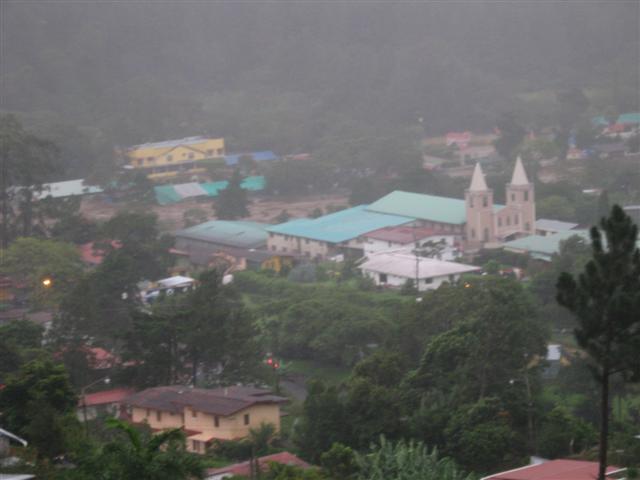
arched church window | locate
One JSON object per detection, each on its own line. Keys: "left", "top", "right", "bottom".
{"left": 524, "top": 191, "right": 529, "bottom": 202}
{"left": 506, "top": 216, "right": 511, "bottom": 226}
{"left": 483, "top": 228, "right": 489, "bottom": 242}
{"left": 498, "top": 217, "right": 502, "bottom": 227}
{"left": 469, "top": 197, "right": 474, "bottom": 208}
{"left": 511, "top": 193, "right": 515, "bottom": 202}
{"left": 515, "top": 214, "right": 519, "bottom": 224}
{"left": 471, "top": 229, "right": 476, "bottom": 239}
{"left": 482, "top": 196, "right": 488, "bottom": 207}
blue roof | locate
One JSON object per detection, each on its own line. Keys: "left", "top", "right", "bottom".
{"left": 131, "top": 136, "right": 207, "bottom": 150}
{"left": 225, "top": 151, "right": 278, "bottom": 166}
{"left": 176, "top": 220, "right": 268, "bottom": 248}
{"left": 266, "top": 205, "right": 411, "bottom": 243}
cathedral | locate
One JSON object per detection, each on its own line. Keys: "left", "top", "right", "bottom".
{"left": 465, "top": 157, "right": 536, "bottom": 250}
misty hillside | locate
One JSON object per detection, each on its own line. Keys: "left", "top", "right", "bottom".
{"left": 1, "top": 1, "right": 638, "bottom": 175}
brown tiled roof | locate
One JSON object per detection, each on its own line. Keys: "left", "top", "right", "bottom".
{"left": 124, "top": 385, "right": 287, "bottom": 417}
{"left": 206, "top": 451, "right": 311, "bottom": 477}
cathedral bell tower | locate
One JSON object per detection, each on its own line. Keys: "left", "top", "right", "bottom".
{"left": 465, "top": 162, "right": 495, "bottom": 249}
{"left": 506, "top": 156, "right": 536, "bottom": 234}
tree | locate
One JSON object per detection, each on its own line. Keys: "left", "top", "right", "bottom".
{"left": 72, "top": 418, "right": 204, "bottom": 480}
{"left": 1, "top": 114, "right": 59, "bottom": 245}
{"left": 494, "top": 112, "right": 526, "bottom": 160}
{"left": 444, "top": 398, "right": 523, "bottom": 474}
{"left": 295, "top": 380, "right": 349, "bottom": 463}
{"left": 0, "top": 237, "right": 84, "bottom": 307}
{"left": 0, "top": 358, "right": 79, "bottom": 458}
{"left": 355, "top": 436, "right": 476, "bottom": 480}
{"left": 215, "top": 169, "right": 249, "bottom": 220}
{"left": 320, "top": 443, "right": 359, "bottom": 480}
{"left": 182, "top": 208, "right": 209, "bottom": 228}
{"left": 536, "top": 406, "right": 597, "bottom": 459}
{"left": 556, "top": 205, "right": 640, "bottom": 480}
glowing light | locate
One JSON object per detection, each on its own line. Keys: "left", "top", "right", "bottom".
{"left": 42, "top": 278, "right": 52, "bottom": 287}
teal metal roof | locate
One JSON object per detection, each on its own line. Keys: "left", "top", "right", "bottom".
{"left": 266, "top": 205, "right": 411, "bottom": 243}
{"left": 617, "top": 112, "right": 640, "bottom": 124}
{"left": 154, "top": 176, "right": 265, "bottom": 205}
{"left": 366, "top": 191, "right": 503, "bottom": 225}
{"left": 503, "top": 230, "right": 589, "bottom": 259}
{"left": 176, "top": 220, "right": 269, "bottom": 248}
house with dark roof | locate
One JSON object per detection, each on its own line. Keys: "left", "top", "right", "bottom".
{"left": 124, "top": 386, "right": 288, "bottom": 454}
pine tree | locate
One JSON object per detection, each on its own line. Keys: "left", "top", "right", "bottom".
{"left": 556, "top": 205, "right": 640, "bottom": 480}
{"left": 215, "top": 169, "right": 249, "bottom": 220}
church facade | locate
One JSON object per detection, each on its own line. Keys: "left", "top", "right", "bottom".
{"left": 465, "top": 157, "right": 536, "bottom": 250}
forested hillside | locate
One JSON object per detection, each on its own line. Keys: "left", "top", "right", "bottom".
{"left": 1, "top": 1, "right": 638, "bottom": 179}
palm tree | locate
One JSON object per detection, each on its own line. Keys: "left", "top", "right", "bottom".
{"left": 80, "top": 418, "right": 204, "bottom": 480}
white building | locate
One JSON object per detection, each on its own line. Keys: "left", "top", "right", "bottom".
{"left": 362, "top": 226, "right": 458, "bottom": 260}
{"left": 359, "top": 251, "right": 480, "bottom": 291}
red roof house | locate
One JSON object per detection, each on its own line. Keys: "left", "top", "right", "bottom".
{"left": 481, "top": 459, "right": 625, "bottom": 480}
{"left": 205, "top": 452, "right": 311, "bottom": 479}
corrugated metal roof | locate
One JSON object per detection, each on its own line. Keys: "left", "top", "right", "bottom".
{"left": 503, "top": 230, "right": 589, "bottom": 258}
{"left": 176, "top": 220, "right": 269, "bottom": 249}
{"left": 266, "top": 205, "right": 411, "bottom": 243}
{"left": 154, "top": 176, "right": 265, "bottom": 205}
{"left": 130, "top": 136, "right": 208, "bottom": 150}
{"left": 366, "top": 190, "right": 503, "bottom": 225}
{"left": 617, "top": 112, "right": 640, "bottom": 124}
{"left": 360, "top": 252, "right": 480, "bottom": 279}
{"left": 32, "top": 179, "right": 103, "bottom": 200}
{"left": 535, "top": 219, "right": 579, "bottom": 232}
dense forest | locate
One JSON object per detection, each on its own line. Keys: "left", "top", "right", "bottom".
{"left": 1, "top": 1, "right": 638, "bottom": 180}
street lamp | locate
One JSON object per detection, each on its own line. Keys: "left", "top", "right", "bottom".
{"left": 81, "top": 376, "right": 111, "bottom": 432}
{"left": 265, "top": 355, "right": 280, "bottom": 395}
{"left": 42, "top": 277, "right": 52, "bottom": 288}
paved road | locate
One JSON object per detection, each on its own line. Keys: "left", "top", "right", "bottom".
{"left": 280, "top": 374, "right": 308, "bottom": 401}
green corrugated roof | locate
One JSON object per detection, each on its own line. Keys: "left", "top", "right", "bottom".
{"left": 175, "top": 220, "right": 269, "bottom": 248}
{"left": 366, "top": 191, "right": 503, "bottom": 225}
{"left": 618, "top": 112, "right": 640, "bottom": 124}
{"left": 503, "top": 230, "right": 589, "bottom": 258}
{"left": 266, "top": 205, "right": 411, "bottom": 243}
{"left": 154, "top": 185, "right": 183, "bottom": 205}
{"left": 154, "top": 176, "right": 265, "bottom": 205}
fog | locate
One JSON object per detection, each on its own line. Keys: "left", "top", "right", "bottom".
{"left": 1, "top": 1, "right": 638, "bottom": 178}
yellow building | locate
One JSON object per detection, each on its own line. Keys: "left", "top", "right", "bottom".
{"left": 125, "top": 385, "right": 287, "bottom": 454}
{"left": 125, "top": 136, "right": 225, "bottom": 180}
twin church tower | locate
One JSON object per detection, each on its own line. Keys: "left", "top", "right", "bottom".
{"left": 464, "top": 157, "right": 536, "bottom": 250}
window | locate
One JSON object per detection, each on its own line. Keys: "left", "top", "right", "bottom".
{"left": 192, "top": 440, "right": 200, "bottom": 452}
{"left": 449, "top": 274, "right": 455, "bottom": 282}
{"left": 511, "top": 193, "right": 515, "bottom": 202}
{"left": 498, "top": 217, "right": 502, "bottom": 227}
{"left": 482, "top": 196, "right": 488, "bottom": 207}
{"left": 305, "top": 239, "right": 310, "bottom": 245}
{"left": 524, "top": 191, "right": 529, "bottom": 202}
{"left": 515, "top": 214, "right": 519, "bottom": 225}
{"left": 192, "top": 409, "right": 197, "bottom": 418}
{"left": 271, "top": 245, "right": 276, "bottom": 251}
{"left": 469, "top": 197, "right": 474, "bottom": 208}
{"left": 147, "top": 157, "right": 155, "bottom": 162}
{"left": 282, "top": 247, "right": 287, "bottom": 252}
{"left": 471, "top": 228, "right": 476, "bottom": 239}
{"left": 188, "top": 152, "right": 195, "bottom": 159}
{"left": 525, "top": 222, "right": 530, "bottom": 231}
{"left": 166, "top": 154, "right": 173, "bottom": 161}
{"left": 206, "top": 149, "right": 213, "bottom": 156}
{"left": 156, "top": 411, "right": 162, "bottom": 422}
{"left": 217, "top": 148, "right": 224, "bottom": 156}
{"left": 244, "top": 414, "right": 250, "bottom": 425}
{"left": 214, "top": 416, "right": 220, "bottom": 428}
{"left": 269, "top": 232, "right": 274, "bottom": 238}
{"left": 483, "top": 228, "right": 489, "bottom": 242}
{"left": 379, "top": 273, "right": 388, "bottom": 283}
{"left": 506, "top": 216, "right": 511, "bottom": 226}
{"left": 424, "top": 278, "right": 433, "bottom": 284}
{"left": 146, "top": 408, "right": 151, "bottom": 417}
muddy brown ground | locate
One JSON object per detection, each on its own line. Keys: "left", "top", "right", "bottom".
{"left": 80, "top": 193, "right": 350, "bottom": 233}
